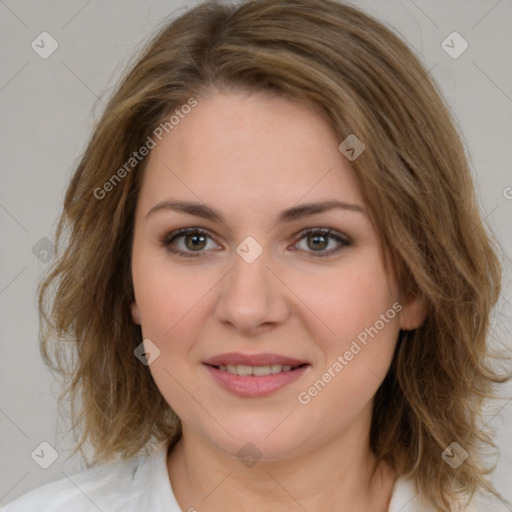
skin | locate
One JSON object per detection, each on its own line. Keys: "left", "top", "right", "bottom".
{"left": 130, "top": 90, "right": 426, "bottom": 512}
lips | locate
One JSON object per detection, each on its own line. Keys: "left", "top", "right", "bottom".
{"left": 203, "top": 352, "right": 311, "bottom": 398}
{"left": 203, "top": 352, "right": 308, "bottom": 367}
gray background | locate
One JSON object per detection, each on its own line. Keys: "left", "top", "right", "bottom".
{"left": 1, "top": 0, "right": 511, "bottom": 507}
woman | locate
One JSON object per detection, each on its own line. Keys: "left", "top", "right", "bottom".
{"left": 2, "top": 0, "right": 510, "bottom": 510}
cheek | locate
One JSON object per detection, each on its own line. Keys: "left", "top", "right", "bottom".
{"left": 131, "top": 246, "right": 206, "bottom": 337}
{"left": 307, "top": 269, "right": 400, "bottom": 407}
{"left": 132, "top": 260, "right": 214, "bottom": 413}
{"left": 294, "top": 257, "right": 400, "bottom": 411}
{"left": 293, "top": 258, "right": 399, "bottom": 347}
{"left": 136, "top": 279, "right": 206, "bottom": 424}
{"left": 298, "top": 297, "right": 400, "bottom": 425}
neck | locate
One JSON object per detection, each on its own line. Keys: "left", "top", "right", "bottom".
{"left": 167, "top": 419, "right": 396, "bottom": 511}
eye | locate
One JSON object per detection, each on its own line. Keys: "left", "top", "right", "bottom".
{"left": 161, "top": 228, "right": 220, "bottom": 258}
{"left": 292, "top": 228, "right": 351, "bottom": 257}
{"left": 161, "top": 227, "right": 351, "bottom": 259}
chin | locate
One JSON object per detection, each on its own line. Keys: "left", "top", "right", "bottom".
{"left": 194, "top": 414, "right": 317, "bottom": 463}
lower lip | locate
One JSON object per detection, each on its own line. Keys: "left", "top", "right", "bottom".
{"left": 204, "top": 364, "right": 310, "bottom": 398}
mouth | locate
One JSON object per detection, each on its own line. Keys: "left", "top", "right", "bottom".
{"left": 205, "top": 363, "right": 309, "bottom": 376}
{"left": 202, "top": 353, "right": 311, "bottom": 397}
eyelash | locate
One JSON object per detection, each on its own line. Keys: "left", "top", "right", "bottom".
{"left": 160, "top": 227, "right": 351, "bottom": 259}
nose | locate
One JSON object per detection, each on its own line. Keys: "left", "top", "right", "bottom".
{"left": 214, "top": 248, "right": 290, "bottom": 336}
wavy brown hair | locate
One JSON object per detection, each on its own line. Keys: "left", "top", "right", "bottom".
{"left": 39, "top": 0, "right": 511, "bottom": 510}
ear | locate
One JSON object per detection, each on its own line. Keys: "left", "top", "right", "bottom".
{"left": 130, "top": 300, "right": 142, "bottom": 325}
{"left": 399, "top": 293, "right": 427, "bottom": 331}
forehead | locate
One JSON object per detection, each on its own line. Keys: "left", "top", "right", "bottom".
{"left": 139, "top": 91, "right": 365, "bottom": 214}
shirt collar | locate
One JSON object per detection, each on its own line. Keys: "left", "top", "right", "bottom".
{"left": 144, "top": 440, "right": 182, "bottom": 511}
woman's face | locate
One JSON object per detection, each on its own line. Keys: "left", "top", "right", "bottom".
{"left": 130, "top": 91, "right": 424, "bottom": 461}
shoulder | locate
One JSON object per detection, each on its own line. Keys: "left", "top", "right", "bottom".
{"left": 389, "top": 476, "right": 507, "bottom": 512}
{"left": 0, "top": 453, "right": 150, "bottom": 512}
{"left": 388, "top": 476, "right": 437, "bottom": 512}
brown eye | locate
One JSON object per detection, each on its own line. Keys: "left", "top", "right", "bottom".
{"left": 307, "top": 233, "right": 329, "bottom": 251}
{"left": 294, "top": 228, "right": 351, "bottom": 257}
{"left": 161, "top": 228, "right": 220, "bottom": 258}
{"left": 184, "top": 233, "right": 208, "bottom": 251}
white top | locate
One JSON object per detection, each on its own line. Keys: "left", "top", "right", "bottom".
{"left": 0, "top": 441, "right": 482, "bottom": 511}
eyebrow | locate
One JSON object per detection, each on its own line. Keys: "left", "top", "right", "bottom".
{"left": 146, "top": 199, "right": 366, "bottom": 223}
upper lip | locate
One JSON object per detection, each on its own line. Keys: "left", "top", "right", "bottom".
{"left": 203, "top": 352, "right": 309, "bottom": 367}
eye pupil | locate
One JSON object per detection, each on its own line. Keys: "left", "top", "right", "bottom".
{"left": 308, "top": 234, "right": 328, "bottom": 251}
{"left": 185, "top": 234, "right": 207, "bottom": 251}
{"left": 165, "top": 228, "right": 347, "bottom": 259}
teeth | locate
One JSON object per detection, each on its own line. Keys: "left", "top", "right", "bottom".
{"left": 236, "top": 364, "right": 253, "bottom": 376}
{"left": 217, "top": 364, "right": 299, "bottom": 376}
{"left": 270, "top": 364, "right": 282, "bottom": 374}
